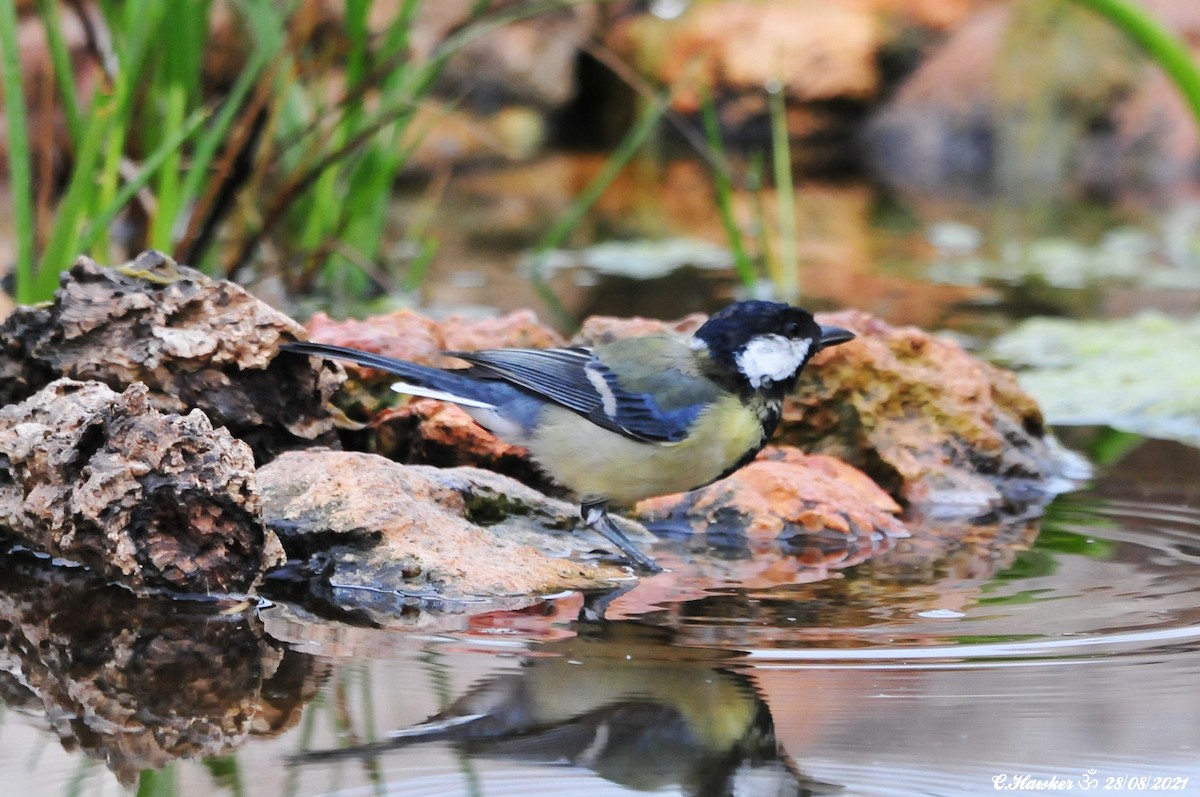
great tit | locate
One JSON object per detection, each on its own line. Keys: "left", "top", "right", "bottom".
{"left": 282, "top": 301, "right": 854, "bottom": 573}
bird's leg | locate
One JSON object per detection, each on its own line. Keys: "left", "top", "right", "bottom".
{"left": 580, "top": 500, "right": 663, "bottom": 574}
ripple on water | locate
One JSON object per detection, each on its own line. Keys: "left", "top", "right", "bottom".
{"left": 255, "top": 484, "right": 1200, "bottom": 797}
{"left": 642, "top": 492, "right": 1200, "bottom": 663}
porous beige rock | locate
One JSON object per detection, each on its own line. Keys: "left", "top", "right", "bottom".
{"left": 257, "top": 450, "right": 635, "bottom": 601}
{"left": 0, "top": 251, "right": 341, "bottom": 461}
{"left": 0, "top": 379, "right": 282, "bottom": 593}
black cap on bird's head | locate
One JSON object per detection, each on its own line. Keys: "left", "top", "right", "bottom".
{"left": 693, "top": 301, "right": 854, "bottom": 391}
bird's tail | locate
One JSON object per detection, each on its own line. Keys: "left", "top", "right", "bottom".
{"left": 280, "top": 341, "right": 495, "bottom": 409}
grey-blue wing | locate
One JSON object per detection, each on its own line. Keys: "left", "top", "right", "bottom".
{"left": 448, "top": 347, "right": 702, "bottom": 443}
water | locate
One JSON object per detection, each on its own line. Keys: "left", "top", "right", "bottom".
{"left": 363, "top": 156, "right": 1200, "bottom": 335}
{"left": 5, "top": 154, "right": 1200, "bottom": 795}
{"left": 2, "top": 434, "right": 1198, "bottom": 797}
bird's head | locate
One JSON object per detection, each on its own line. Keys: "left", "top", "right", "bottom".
{"left": 692, "top": 301, "right": 854, "bottom": 393}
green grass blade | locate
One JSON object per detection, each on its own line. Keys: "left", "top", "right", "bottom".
{"left": 768, "top": 82, "right": 798, "bottom": 303}
{"left": 1069, "top": 0, "right": 1200, "bottom": 127}
{"left": 150, "top": 81, "right": 188, "bottom": 249}
{"left": 746, "top": 152, "right": 776, "bottom": 286}
{"left": 700, "top": 91, "right": 757, "bottom": 287}
{"left": 91, "top": 0, "right": 168, "bottom": 259}
{"left": 524, "top": 96, "right": 667, "bottom": 328}
{"left": 37, "top": 95, "right": 114, "bottom": 296}
{"left": 149, "top": 0, "right": 210, "bottom": 249}
{"left": 402, "top": 237, "right": 439, "bottom": 292}
{"left": 177, "top": 1, "right": 284, "bottom": 222}
{"left": 136, "top": 764, "right": 178, "bottom": 797}
{"left": 80, "top": 105, "right": 213, "bottom": 253}
{"left": 35, "top": 0, "right": 82, "bottom": 143}
{"left": 345, "top": 0, "right": 370, "bottom": 89}
{"left": 0, "top": 0, "right": 37, "bottom": 302}
{"left": 533, "top": 98, "right": 666, "bottom": 257}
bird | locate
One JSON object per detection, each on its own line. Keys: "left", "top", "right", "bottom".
{"left": 281, "top": 301, "right": 855, "bottom": 573}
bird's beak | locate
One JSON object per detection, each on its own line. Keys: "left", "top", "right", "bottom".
{"left": 818, "top": 324, "right": 855, "bottom": 350}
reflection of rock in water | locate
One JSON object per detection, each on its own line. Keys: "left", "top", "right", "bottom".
{"left": 292, "top": 622, "right": 838, "bottom": 797}
{"left": 0, "top": 552, "right": 330, "bottom": 785}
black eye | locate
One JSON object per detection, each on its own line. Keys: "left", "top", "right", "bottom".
{"left": 783, "top": 321, "right": 801, "bottom": 337}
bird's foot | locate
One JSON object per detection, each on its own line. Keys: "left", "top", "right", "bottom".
{"left": 581, "top": 502, "right": 663, "bottom": 574}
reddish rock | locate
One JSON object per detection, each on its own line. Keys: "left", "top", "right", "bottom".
{"left": 257, "top": 450, "right": 634, "bottom": 605}
{"left": 306, "top": 309, "right": 445, "bottom": 367}
{"left": 632, "top": 447, "right": 906, "bottom": 594}
{"left": 603, "top": 0, "right": 943, "bottom": 167}
{"left": 306, "top": 308, "right": 565, "bottom": 373}
{"left": 300, "top": 307, "right": 567, "bottom": 436}
{"left": 440, "top": 308, "right": 566, "bottom": 351}
{"left": 374, "top": 399, "right": 560, "bottom": 495}
{"left": 608, "top": 1, "right": 882, "bottom": 114}
{"left": 571, "top": 312, "right": 708, "bottom": 346}
{"left": 636, "top": 446, "right": 905, "bottom": 545}
{"left": 787, "top": 310, "right": 1076, "bottom": 515}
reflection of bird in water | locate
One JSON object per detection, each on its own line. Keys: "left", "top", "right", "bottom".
{"left": 290, "top": 623, "right": 841, "bottom": 797}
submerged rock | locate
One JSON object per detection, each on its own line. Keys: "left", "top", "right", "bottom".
{"left": 0, "top": 379, "right": 282, "bottom": 593}
{"left": 0, "top": 251, "right": 341, "bottom": 462}
{"left": 257, "top": 450, "right": 633, "bottom": 607}
{"left": 784, "top": 310, "right": 1084, "bottom": 516}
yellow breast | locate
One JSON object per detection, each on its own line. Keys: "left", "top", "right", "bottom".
{"left": 527, "top": 396, "right": 765, "bottom": 506}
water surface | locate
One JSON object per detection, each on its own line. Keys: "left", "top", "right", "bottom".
{"left": 2, "top": 436, "right": 1198, "bottom": 797}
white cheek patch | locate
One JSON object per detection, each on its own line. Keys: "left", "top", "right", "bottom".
{"left": 735, "top": 335, "right": 812, "bottom": 388}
